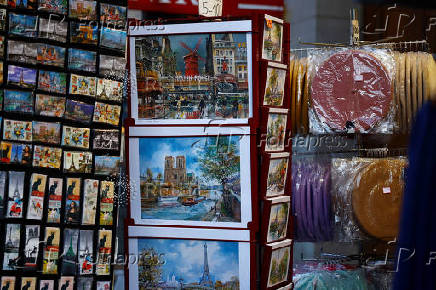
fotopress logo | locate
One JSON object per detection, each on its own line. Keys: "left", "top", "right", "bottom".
{"left": 292, "top": 135, "right": 350, "bottom": 152}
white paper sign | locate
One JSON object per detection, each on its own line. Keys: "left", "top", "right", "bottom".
{"left": 199, "top": 0, "right": 223, "bottom": 17}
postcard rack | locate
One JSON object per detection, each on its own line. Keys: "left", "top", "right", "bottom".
{"left": 125, "top": 15, "right": 292, "bottom": 290}
{"left": 0, "top": 0, "right": 128, "bottom": 289}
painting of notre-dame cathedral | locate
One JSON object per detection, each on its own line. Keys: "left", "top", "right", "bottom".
{"left": 164, "top": 156, "right": 186, "bottom": 186}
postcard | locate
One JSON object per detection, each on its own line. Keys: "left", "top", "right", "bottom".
{"left": 264, "top": 63, "right": 287, "bottom": 106}
{"left": 47, "top": 177, "right": 63, "bottom": 223}
{"left": 78, "top": 278, "right": 93, "bottom": 290}
{"left": 93, "top": 129, "right": 119, "bottom": 151}
{"left": 93, "top": 102, "right": 121, "bottom": 126}
{"left": 59, "top": 277, "right": 74, "bottom": 290}
{"left": 96, "top": 229, "right": 112, "bottom": 276}
{"left": 64, "top": 99, "right": 94, "bottom": 123}
{"left": 9, "top": 13, "right": 37, "bottom": 37}
{"left": 63, "top": 151, "right": 93, "bottom": 174}
{"left": 62, "top": 126, "right": 90, "bottom": 149}
{"left": 0, "top": 9, "right": 4, "bottom": 31}
{"left": 0, "top": 62, "right": 3, "bottom": 84}
{"left": 38, "top": 70, "right": 67, "bottom": 94}
{"left": 62, "top": 228, "right": 79, "bottom": 275}
{"left": 266, "top": 155, "right": 289, "bottom": 197}
{"left": 0, "top": 171, "right": 5, "bottom": 217}
{"left": 95, "top": 155, "right": 119, "bottom": 176}
{"left": 68, "top": 48, "right": 96, "bottom": 73}
{"left": 35, "top": 94, "right": 66, "bottom": 117}
{"left": 39, "top": 17, "right": 68, "bottom": 42}
{"left": 69, "top": 74, "right": 96, "bottom": 96}
{"left": 262, "top": 15, "right": 284, "bottom": 62}
{"left": 96, "top": 281, "right": 110, "bottom": 290}
{"left": 32, "top": 121, "right": 61, "bottom": 144}
{"left": 42, "top": 227, "right": 60, "bottom": 274}
{"left": 24, "top": 225, "right": 40, "bottom": 269}
{"left": 8, "top": 0, "right": 37, "bottom": 9}
{"left": 0, "top": 90, "right": 3, "bottom": 110}
{"left": 82, "top": 179, "right": 98, "bottom": 225}
{"left": 65, "top": 177, "right": 81, "bottom": 224}
{"left": 99, "top": 54, "right": 126, "bottom": 79}
{"left": 267, "top": 199, "right": 290, "bottom": 243}
{"left": 100, "top": 27, "right": 126, "bottom": 52}
{"left": 20, "top": 278, "right": 37, "bottom": 290}
{"left": 100, "top": 3, "right": 127, "bottom": 27}
{"left": 0, "top": 142, "right": 32, "bottom": 164}
{"left": 1, "top": 277, "right": 15, "bottom": 290}
{"left": 7, "top": 40, "right": 37, "bottom": 64}
{"left": 37, "top": 44, "right": 65, "bottom": 67}
{"left": 27, "top": 173, "right": 48, "bottom": 220}
{"left": 7, "top": 65, "right": 36, "bottom": 88}
{"left": 265, "top": 111, "right": 287, "bottom": 152}
{"left": 96, "top": 78, "right": 123, "bottom": 102}
{"left": 268, "top": 245, "right": 291, "bottom": 287}
{"left": 69, "top": 0, "right": 96, "bottom": 20}
{"left": 3, "top": 119, "right": 32, "bottom": 142}
{"left": 129, "top": 126, "right": 253, "bottom": 228}
{"left": 4, "top": 89, "right": 33, "bottom": 113}
{"left": 38, "top": 0, "right": 67, "bottom": 14}
{"left": 70, "top": 21, "right": 98, "bottom": 45}
{"left": 39, "top": 280, "right": 54, "bottom": 290}
{"left": 133, "top": 237, "right": 244, "bottom": 290}
{"left": 0, "top": 36, "right": 3, "bottom": 58}
{"left": 6, "top": 171, "right": 25, "bottom": 218}
{"left": 3, "top": 224, "right": 21, "bottom": 270}
{"left": 78, "top": 230, "right": 94, "bottom": 275}
{"left": 32, "top": 145, "right": 62, "bottom": 169}
{"left": 99, "top": 180, "right": 114, "bottom": 226}
{"left": 132, "top": 32, "right": 251, "bottom": 122}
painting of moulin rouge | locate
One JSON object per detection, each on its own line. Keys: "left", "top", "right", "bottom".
{"left": 135, "top": 33, "right": 250, "bottom": 120}
{"left": 139, "top": 136, "right": 241, "bottom": 223}
{"left": 138, "top": 239, "right": 240, "bottom": 289}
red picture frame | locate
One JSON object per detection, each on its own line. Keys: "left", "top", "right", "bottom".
{"left": 261, "top": 195, "right": 291, "bottom": 244}
{"left": 261, "top": 239, "right": 293, "bottom": 290}
{"left": 259, "top": 152, "right": 291, "bottom": 199}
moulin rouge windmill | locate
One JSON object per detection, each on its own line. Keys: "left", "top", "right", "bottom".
{"left": 180, "top": 38, "right": 205, "bottom": 77}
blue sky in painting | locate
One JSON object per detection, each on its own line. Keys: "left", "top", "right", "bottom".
{"left": 138, "top": 136, "right": 240, "bottom": 182}
{"left": 148, "top": 33, "right": 247, "bottom": 74}
{"left": 8, "top": 66, "right": 37, "bottom": 84}
{"left": 138, "top": 239, "right": 239, "bottom": 284}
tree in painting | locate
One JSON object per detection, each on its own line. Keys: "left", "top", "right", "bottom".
{"left": 138, "top": 248, "right": 163, "bottom": 289}
{"left": 199, "top": 136, "right": 240, "bottom": 220}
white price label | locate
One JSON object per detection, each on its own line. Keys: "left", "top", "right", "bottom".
{"left": 199, "top": 0, "right": 223, "bottom": 17}
{"left": 383, "top": 187, "right": 391, "bottom": 194}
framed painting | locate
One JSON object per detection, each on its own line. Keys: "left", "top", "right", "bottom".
{"left": 127, "top": 226, "right": 251, "bottom": 290}
{"left": 261, "top": 195, "right": 291, "bottom": 244}
{"left": 260, "top": 152, "right": 290, "bottom": 198}
{"left": 129, "top": 20, "right": 254, "bottom": 125}
{"left": 262, "top": 62, "right": 288, "bottom": 107}
{"left": 261, "top": 239, "right": 293, "bottom": 289}
{"left": 262, "top": 14, "right": 284, "bottom": 62}
{"left": 262, "top": 108, "right": 289, "bottom": 152}
{"left": 128, "top": 126, "right": 253, "bottom": 228}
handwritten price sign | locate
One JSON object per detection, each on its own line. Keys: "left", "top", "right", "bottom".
{"left": 199, "top": 0, "right": 223, "bottom": 17}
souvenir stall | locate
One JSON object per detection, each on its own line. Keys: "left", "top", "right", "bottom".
{"left": 125, "top": 14, "right": 294, "bottom": 290}
{"left": 289, "top": 17, "right": 436, "bottom": 290}
{"left": 0, "top": 0, "right": 128, "bottom": 289}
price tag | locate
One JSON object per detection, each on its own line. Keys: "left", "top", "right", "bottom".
{"left": 383, "top": 187, "right": 391, "bottom": 194}
{"left": 199, "top": 0, "right": 223, "bottom": 17}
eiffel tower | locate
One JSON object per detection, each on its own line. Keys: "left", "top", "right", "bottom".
{"left": 12, "top": 146, "right": 19, "bottom": 163}
{"left": 199, "top": 242, "right": 213, "bottom": 288}
{"left": 13, "top": 177, "right": 20, "bottom": 199}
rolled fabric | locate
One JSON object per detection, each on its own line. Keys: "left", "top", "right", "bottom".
{"left": 311, "top": 50, "right": 392, "bottom": 132}
{"left": 351, "top": 158, "right": 406, "bottom": 240}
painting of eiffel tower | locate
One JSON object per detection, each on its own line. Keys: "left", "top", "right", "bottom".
{"left": 137, "top": 239, "right": 241, "bottom": 289}
{"left": 61, "top": 229, "right": 79, "bottom": 275}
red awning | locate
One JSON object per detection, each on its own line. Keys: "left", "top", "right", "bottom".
{"left": 128, "top": 0, "right": 284, "bottom": 18}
